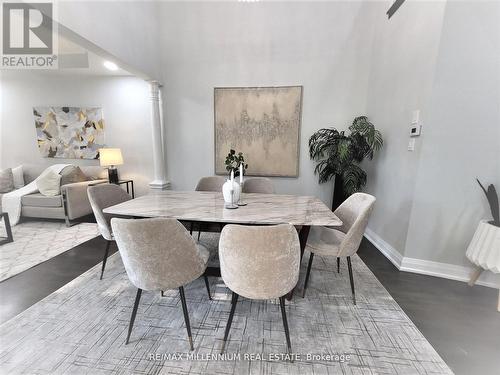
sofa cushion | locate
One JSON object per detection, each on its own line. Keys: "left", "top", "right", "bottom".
{"left": 60, "top": 165, "right": 88, "bottom": 186}
{"left": 81, "top": 166, "right": 107, "bottom": 180}
{"left": 36, "top": 169, "right": 61, "bottom": 196}
{"left": 12, "top": 165, "right": 25, "bottom": 189}
{"left": 0, "top": 168, "right": 14, "bottom": 193}
{"left": 22, "top": 164, "right": 45, "bottom": 184}
{"left": 21, "top": 193, "right": 62, "bottom": 208}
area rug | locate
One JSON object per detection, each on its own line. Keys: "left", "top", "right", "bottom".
{"left": 0, "top": 247, "right": 452, "bottom": 374}
{"left": 0, "top": 221, "right": 99, "bottom": 282}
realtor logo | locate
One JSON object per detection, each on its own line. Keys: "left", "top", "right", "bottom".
{"left": 1, "top": 1, "right": 58, "bottom": 69}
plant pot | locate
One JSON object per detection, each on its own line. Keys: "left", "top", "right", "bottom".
{"left": 222, "top": 180, "right": 241, "bottom": 204}
{"left": 466, "top": 220, "right": 500, "bottom": 273}
{"left": 332, "top": 174, "right": 347, "bottom": 211}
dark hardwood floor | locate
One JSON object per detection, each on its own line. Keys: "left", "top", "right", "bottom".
{"left": 0, "top": 230, "right": 498, "bottom": 374}
{"left": 357, "top": 238, "right": 500, "bottom": 375}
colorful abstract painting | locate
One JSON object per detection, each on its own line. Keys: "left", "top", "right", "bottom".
{"left": 33, "top": 106, "right": 105, "bottom": 159}
{"left": 215, "top": 86, "right": 302, "bottom": 177}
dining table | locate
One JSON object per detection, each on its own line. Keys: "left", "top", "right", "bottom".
{"left": 103, "top": 190, "right": 342, "bottom": 298}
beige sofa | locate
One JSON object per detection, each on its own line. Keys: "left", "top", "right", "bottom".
{"left": 3, "top": 164, "right": 107, "bottom": 226}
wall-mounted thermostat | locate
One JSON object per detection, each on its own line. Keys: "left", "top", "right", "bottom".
{"left": 410, "top": 124, "right": 421, "bottom": 137}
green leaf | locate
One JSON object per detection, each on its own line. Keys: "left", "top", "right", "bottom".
{"left": 308, "top": 116, "right": 382, "bottom": 187}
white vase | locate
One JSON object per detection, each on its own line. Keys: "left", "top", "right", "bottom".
{"left": 222, "top": 180, "right": 241, "bottom": 204}
{"left": 466, "top": 220, "right": 500, "bottom": 273}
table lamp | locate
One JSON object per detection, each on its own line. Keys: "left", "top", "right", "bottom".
{"left": 99, "top": 148, "right": 123, "bottom": 184}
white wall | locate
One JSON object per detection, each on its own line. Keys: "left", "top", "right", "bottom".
{"left": 363, "top": 1, "right": 447, "bottom": 255}
{"left": 364, "top": 0, "right": 500, "bottom": 285}
{"left": 404, "top": 1, "right": 500, "bottom": 266}
{"left": 0, "top": 72, "right": 154, "bottom": 196}
{"left": 158, "top": 1, "right": 375, "bottom": 204}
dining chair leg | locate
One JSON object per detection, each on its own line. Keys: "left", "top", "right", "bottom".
{"left": 179, "top": 286, "right": 194, "bottom": 351}
{"left": 221, "top": 292, "right": 239, "bottom": 354}
{"left": 302, "top": 252, "right": 314, "bottom": 298}
{"left": 203, "top": 275, "right": 212, "bottom": 300}
{"left": 161, "top": 290, "right": 164, "bottom": 297}
{"left": 126, "top": 288, "right": 142, "bottom": 344}
{"left": 337, "top": 257, "right": 340, "bottom": 273}
{"left": 279, "top": 297, "right": 292, "bottom": 358}
{"left": 100, "top": 240, "right": 111, "bottom": 280}
{"left": 347, "top": 256, "right": 356, "bottom": 305}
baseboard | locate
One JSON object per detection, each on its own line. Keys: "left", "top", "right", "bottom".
{"left": 364, "top": 228, "right": 500, "bottom": 289}
{"left": 364, "top": 228, "right": 403, "bottom": 268}
{"left": 400, "top": 257, "right": 500, "bottom": 289}
{"left": 149, "top": 180, "right": 170, "bottom": 190}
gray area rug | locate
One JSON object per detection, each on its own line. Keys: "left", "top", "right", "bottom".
{"left": 0, "top": 221, "right": 99, "bottom": 282}
{"left": 0, "top": 233, "right": 452, "bottom": 374}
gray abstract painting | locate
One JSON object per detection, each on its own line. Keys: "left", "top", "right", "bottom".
{"left": 215, "top": 86, "right": 302, "bottom": 177}
{"left": 33, "top": 106, "right": 105, "bottom": 159}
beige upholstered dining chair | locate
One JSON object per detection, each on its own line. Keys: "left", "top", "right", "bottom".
{"left": 87, "top": 184, "right": 131, "bottom": 279}
{"left": 219, "top": 224, "right": 300, "bottom": 355}
{"left": 191, "top": 176, "right": 226, "bottom": 240}
{"left": 242, "top": 177, "right": 275, "bottom": 194}
{"left": 195, "top": 176, "right": 226, "bottom": 192}
{"left": 302, "top": 193, "right": 376, "bottom": 304}
{"left": 111, "top": 217, "right": 211, "bottom": 350}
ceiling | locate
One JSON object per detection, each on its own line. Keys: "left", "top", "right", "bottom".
{"left": 40, "top": 34, "right": 134, "bottom": 77}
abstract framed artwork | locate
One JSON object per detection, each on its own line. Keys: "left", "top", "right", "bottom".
{"left": 214, "top": 86, "right": 302, "bottom": 177}
{"left": 33, "top": 106, "right": 105, "bottom": 159}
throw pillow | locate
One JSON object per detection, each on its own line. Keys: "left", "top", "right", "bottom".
{"left": 36, "top": 169, "right": 62, "bottom": 196}
{"left": 12, "top": 165, "right": 25, "bottom": 189}
{"left": 60, "top": 165, "right": 88, "bottom": 186}
{"left": 0, "top": 168, "right": 15, "bottom": 193}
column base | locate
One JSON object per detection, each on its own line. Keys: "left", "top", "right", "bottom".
{"left": 149, "top": 180, "right": 170, "bottom": 190}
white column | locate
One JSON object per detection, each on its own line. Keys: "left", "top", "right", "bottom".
{"left": 148, "top": 80, "right": 169, "bottom": 189}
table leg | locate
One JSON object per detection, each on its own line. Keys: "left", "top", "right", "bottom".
{"left": 298, "top": 225, "right": 311, "bottom": 261}
{"left": 0, "top": 213, "right": 13, "bottom": 245}
{"left": 286, "top": 225, "right": 310, "bottom": 300}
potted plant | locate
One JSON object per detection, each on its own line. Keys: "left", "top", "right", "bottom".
{"left": 466, "top": 179, "right": 500, "bottom": 311}
{"left": 222, "top": 149, "right": 248, "bottom": 205}
{"left": 309, "top": 116, "right": 383, "bottom": 210}
{"left": 224, "top": 149, "right": 248, "bottom": 177}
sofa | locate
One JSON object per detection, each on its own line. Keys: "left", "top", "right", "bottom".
{"left": 1, "top": 164, "right": 107, "bottom": 226}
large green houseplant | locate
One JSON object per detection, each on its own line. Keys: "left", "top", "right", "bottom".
{"left": 309, "top": 116, "right": 383, "bottom": 210}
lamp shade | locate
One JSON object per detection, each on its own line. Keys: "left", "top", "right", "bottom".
{"left": 99, "top": 148, "right": 123, "bottom": 167}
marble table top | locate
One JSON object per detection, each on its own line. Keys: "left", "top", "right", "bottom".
{"left": 103, "top": 191, "right": 342, "bottom": 227}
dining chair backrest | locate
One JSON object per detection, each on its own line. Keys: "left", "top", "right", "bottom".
{"left": 334, "top": 193, "right": 376, "bottom": 257}
{"left": 87, "top": 184, "right": 132, "bottom": 241}
{"left": 219, "top": 224, "right": 300, "bottom": 300}
{"left": 111, "top": 218, "right": 208, "bottom": 291}
{"left": 242, "top": 177, "right": 275, "bottom": 194}
{"left": 195, "top": 176, "right": 226, "bottom": 192}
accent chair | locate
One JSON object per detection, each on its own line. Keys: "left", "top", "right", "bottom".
{"left": 111, "top": 217, "right": 211, "bottom": 350}
{"left": 219, "top": 224, "right": 300, "bottom": 356}
{"left": 242, "top": 177, "right": 275, "bottom": 194}
{"left": 87, "top": 184, "right": 132, "bottom": 279}
{"left": 302, "top": 193, "right": 376, "bottom": 304}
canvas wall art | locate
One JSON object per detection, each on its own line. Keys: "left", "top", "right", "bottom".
{"left": 214, "top": 86, "right": 302, "bottom": 177}
{"left": 33, "top": 106, "right": 105, "bottom": 159}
